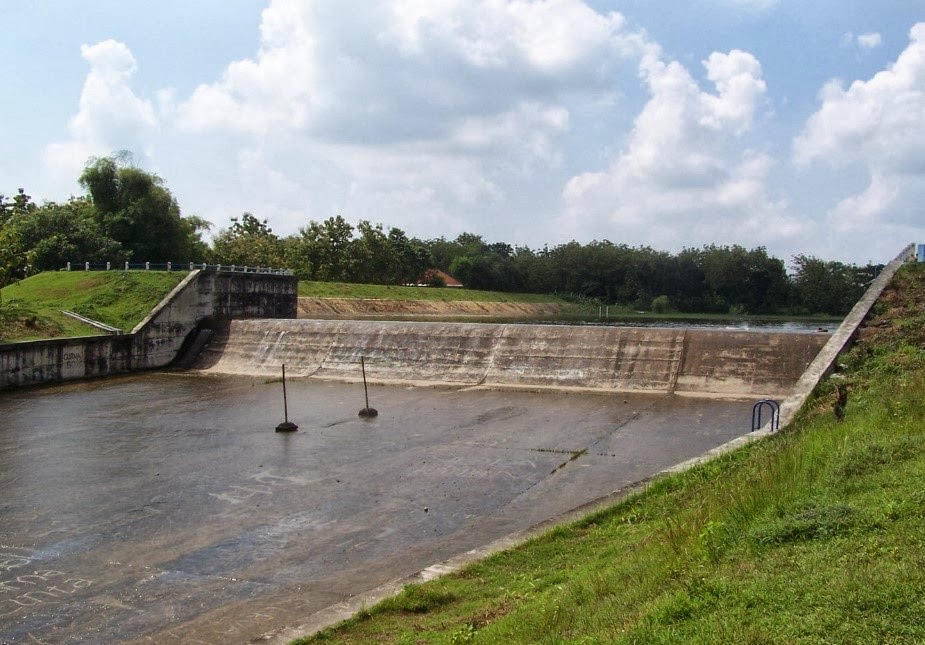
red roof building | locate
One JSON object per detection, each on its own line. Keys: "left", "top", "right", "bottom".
{"left": 415, "top": 269, "right": 463, "bottom": 287}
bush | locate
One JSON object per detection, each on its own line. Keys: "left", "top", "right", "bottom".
{"left": 651, "top": 295, "right": 670, "bottom": 313}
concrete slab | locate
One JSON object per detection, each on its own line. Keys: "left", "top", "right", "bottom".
{"left": 1, "top": 373, "right": 754, "bottom": 643}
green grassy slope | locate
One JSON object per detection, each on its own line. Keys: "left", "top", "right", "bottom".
{"left": 298, "top": 263, "right": 925, "bottom": 643}
{"left": 0, "top": 271, "right": 184, "bottom": 342}
{"left": 298, "top": 281, "right": 568, "bottom": 304}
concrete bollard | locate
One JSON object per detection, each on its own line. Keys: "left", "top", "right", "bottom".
{"left": 167, "top": 262, "right": 172, "bottom": 271}
{"left": 85, "top": 262, "right": 90, "bottom": 271}
{"left": 67, "top": 262, "right": 71, "bottom": 271}
{"left": 145, "top": 262, "right": 150, "bottom": 270}
{"left": 106, "top": 261, "right": 111, "bottom": 271}
{"left": 125, "top": 261, "right": 130, "bottom": 271}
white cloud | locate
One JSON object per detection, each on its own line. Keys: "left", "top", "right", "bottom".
{"left": 794, "top": 23, "right": 925, "bottom": 248}
{"left": 857, "top": 32, "right": 883, "bottom": 49}
{"left": 170, "top": 0, "right": 652, "bottom": 240}
{"left": 703, "top": 0, "right": 778, "bottom": 13}
{"left": 178, "top": 0, "right": 641, "bottom": 140}
{"left": 560, "top": 48, "right": 805, "bottom": 251}
{"left": 43, "top": 39, "right": 156, "bottom": 181}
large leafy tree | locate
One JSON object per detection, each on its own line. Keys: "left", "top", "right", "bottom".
{"left": 15, "top": 197, "right": 124, "bottom": 274}
{"left": 292, "top": 215, "right": 355, "bottom": 281}
{"left": 0, "top": 193, "right": 124, "bottom": 284}
{"left": 790, "top": 254, "right": 878, "bottom": 316}
{"left": 211, "top": 213, "right": 285, "bottom": 267}
{"left": 79, "top": 155, "right": 209, "bottom": 262}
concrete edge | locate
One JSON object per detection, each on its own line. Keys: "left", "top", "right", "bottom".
{"left": 777, "top": 242, "right": 916, "bottom": 428}
{"left": 130, "top": 270, "right": 201, "bottom": 335}
{"left": 260, "top": 243, "right": 918, "bottom": 644}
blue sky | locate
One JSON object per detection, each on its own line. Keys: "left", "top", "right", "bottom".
{"left": 2, "top": 1, "right": 924, "bottom": 264}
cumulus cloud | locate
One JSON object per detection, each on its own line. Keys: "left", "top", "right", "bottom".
{"left": 172, "top": 0, "right": 653, "bottom": 239}
{"left": 178, "top": 0, "right": 640, "bottom": 139}
{"left": 794, "top": 23, "right": 925, "bottom": 251}
{"left": 560, "top": 48, "right": 805, "bottom": 250}
{"left": 43, "top": 39, "right": 156, "bottom": 180}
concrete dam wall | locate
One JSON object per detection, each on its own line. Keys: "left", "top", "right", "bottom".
{"left": 196, "top": 320, "right": 829, "bottom": 398}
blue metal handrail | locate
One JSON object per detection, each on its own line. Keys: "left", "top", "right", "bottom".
{"left": 751, "top": 399, "right": 780, "bottom": 432}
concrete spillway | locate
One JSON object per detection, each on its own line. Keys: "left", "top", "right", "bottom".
{"left": 196, "top": 320, "right": 829, "bottom": 398}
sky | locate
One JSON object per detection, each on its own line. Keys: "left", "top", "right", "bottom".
{"left": 2, "top": 1, "right": 924, "bottom": 265}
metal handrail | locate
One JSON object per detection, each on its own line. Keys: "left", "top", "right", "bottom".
{"left": 64, "top": 261, "right": 292, "bottom": 275}
{"left": 751, "top": 399, "right": 780, "bottom": 432}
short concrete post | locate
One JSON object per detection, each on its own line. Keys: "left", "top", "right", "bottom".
{"left": 145, "top": 262, "right": 150, "bottom": 270}
{"left": 67, "top": 262, "right": 71, "bottom": 271}
{"left": 85, "top": 262, "right": 90, "bottom": 271}
{"left": 189, "top": 261, "right": 194, "bottom": 270}
{"left": 125, "top": 261, "right": 130, "bottom": 271}
{"left": 106, "top": 261, "right": 111, "bottom": 271}
{"left": 167, "top": 262, "right": 172, "bottom": 271}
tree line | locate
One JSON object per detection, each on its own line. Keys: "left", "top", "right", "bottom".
{"left": 1, "top": 155, "right": 880, "bottom": 316}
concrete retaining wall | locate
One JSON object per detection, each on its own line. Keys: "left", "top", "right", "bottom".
{"left": 197, "top": 320, "right": 829, "bottom": 398}
{"left": 0, "top": 270, "right": 298, "bottom": 389}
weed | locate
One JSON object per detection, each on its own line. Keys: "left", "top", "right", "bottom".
{"left": 376, "top": 583, "right": 457, "bottom": 614}
{"left": 749, "top": 503, "right": 859, "bottom": 546}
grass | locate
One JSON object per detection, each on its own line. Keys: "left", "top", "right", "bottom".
{"left": 0, "top": 270, "right": 184, "bottom": 342}
{"left": 298, "top": 281, "right": 568, "bottom": 304}
{"left": 297, "top": 281, "right": 842, "bottom": 326}
{"left": 296, "top": 263, "right": 925, "bottom": 643}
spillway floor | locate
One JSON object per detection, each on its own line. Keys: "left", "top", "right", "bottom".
{"left": 1, "top": 373, "right": 755, "bottom": 642}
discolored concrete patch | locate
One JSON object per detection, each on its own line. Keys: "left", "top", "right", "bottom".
{"left": 1, "top": 374, "right": 753, "bottom": 643}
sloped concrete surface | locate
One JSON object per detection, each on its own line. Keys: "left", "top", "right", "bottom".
{"left": 0, "top": 374, "right": 753, "bottom": 643}
{"left": 197, "top": 320, "right": 827, "bottom": 399}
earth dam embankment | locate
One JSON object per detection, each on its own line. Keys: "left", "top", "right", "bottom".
{"left": 195, "top": 320, "right": 829, "bottom": 398}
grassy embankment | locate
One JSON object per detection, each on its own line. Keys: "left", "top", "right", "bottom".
{"left": 298, "top": 263, "right": 925, "bottom": 643}
{"left": 0, "top": 271, "right": 184, "bottom": 342}
{"left": 298, "top": 281, "right": 569, "bottom": 304}
{"left": 298, "top": 281, "right": 842, "bottom": 325}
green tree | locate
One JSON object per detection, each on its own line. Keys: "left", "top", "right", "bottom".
{"left": 351, "top": 221, "right": 393, "bottom": 283}
{"left": 790, "top": 254, "right": 875, "bottom": 316}
{"left": 0, "top": 195, "right": 124, "bottom": 283}
{"left": 211, "top": 213, "right": 285, "bottom": 267}
{"left": 79, "top": 155, "right": 209, "bottom": 262}
{"left": 16, "top": 197, "right": 125, "bottom": 273}
{"left": 292, "top": 215, "right": 355, "bottom": 281}
{"left": 387, "top": 227, "right": 431, "bottom": 285}
{"left": 697, "top": 245, "right": 790, "bottom": 314}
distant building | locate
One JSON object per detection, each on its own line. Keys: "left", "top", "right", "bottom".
{"left": 414, "top": 269, "right": 463, "bottom": 288}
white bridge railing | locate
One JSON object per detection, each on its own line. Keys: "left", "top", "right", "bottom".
{"left": 65, "top": 261, "right": 292, "bottom": 275}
